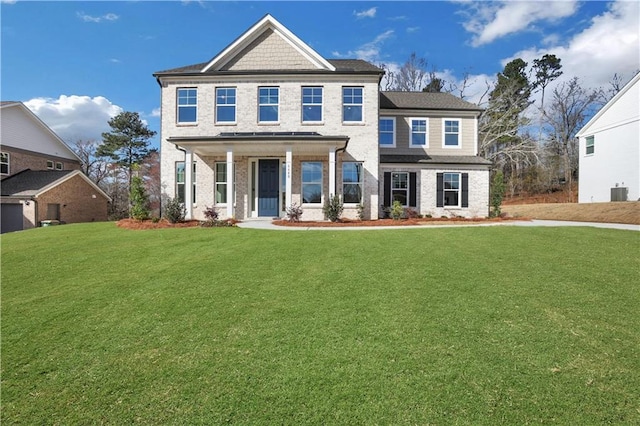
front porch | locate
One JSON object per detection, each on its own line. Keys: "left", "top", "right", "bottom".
{"left": 169, "top": 132, "right": 351, "bottom": 221}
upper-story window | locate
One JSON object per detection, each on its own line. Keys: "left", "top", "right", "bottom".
{"left": 379, "top": 117, "right": 395, "bottom": 147}
{"left": 586, "top": 135, "right": 595, "bottom": 155}
{"left": 216, "top": 87, "right": 236, "bottom": 123}
{"left": 302, "top": 87, "right": 323, "bottom": 122}
{"left": 177, "top": 88, "right": 197, "bottom": 123}
{"left": 410, "top": 118, "right": 428, "bottom": 147}
{"left": 259, "top": 87, "right": 279, "bottom": 122}
{"left": 55, "top": 162, "right": 63, "bottom": 170}
{"left": 0, "top": 152, "right": 9, "bottom": 175}
{"left": 46, "top": 160, "right": 54, "bottom": 170}
{"left": 443, "top": 119, "right": 461, "bottom": 148}
{"left": 343, "top": 87, "right": 363, "bottom": 122}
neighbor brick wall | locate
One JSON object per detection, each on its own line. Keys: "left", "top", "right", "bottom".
{"left": 35, "top": 174, "right": 109, "bottom": 224}
{"left": 0, "top": 147, "right": 80, "bottom": 177}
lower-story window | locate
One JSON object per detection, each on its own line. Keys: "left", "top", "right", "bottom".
{"left": 437, "top": 172, "right": 468, "bottom": 208}
{"left": 392, "top": 172, "right": 409, "bottom": 206}
{"left": 302, "top": 162, "right": 322, "bottom": 203}
{"left": 176, "top": 162, "right": 196, "bottom": 204}
{"left": 215, "top": 162, "right": 227, "bottom": 203}
{"left": 342, "top": 162, "right": 362, "bottom": 203}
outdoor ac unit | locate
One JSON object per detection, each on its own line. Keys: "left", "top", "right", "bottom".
{"left": 610, "top": 187, "right": 628, "bottom": 202}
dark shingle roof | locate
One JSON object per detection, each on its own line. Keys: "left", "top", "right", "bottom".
{"left": 380, "top": 91, "right": 483, "bottom": 112}
{"left": 154, "top": 59, "right": 382, "bottom": 76}
{"left": 1, "top": 170, "right": 75, "bottom": 197}
{"left": 380, "top": 154, "right": 492, "bottom": 166}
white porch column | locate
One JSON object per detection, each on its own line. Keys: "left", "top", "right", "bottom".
{"left": 184, "top": 149, "right": 194, "bottom": 220}
{"left": 226, "top": 149, "right": 234, "bottom": 218}
{"left": 328, "top": 147, "right": 336, "bottom": 198}
{"left": 285, "top": 147, "right": 293, "bottom": 209}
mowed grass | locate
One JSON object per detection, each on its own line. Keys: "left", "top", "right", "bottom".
{"left": 2, "top": 223, "right": 639, "bottom": 424}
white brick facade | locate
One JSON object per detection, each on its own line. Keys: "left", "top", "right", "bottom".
{"left": 155, "top": 15, "right": 489, "bottom": 222}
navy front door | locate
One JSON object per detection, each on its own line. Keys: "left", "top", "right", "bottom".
{"left": 258, "top": 159, "right": 279, "bottom": 217}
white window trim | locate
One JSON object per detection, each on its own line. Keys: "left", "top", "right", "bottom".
{"left": 1, "top": 152, "right": 9, "bottom": 175}
{"left": 442, "top": 118, "right": 461, "bottom": 149}
{"left": 258, "top": 86, "right": 279, "bottom": 123}
{"left": 443, "top": 172, "right": 462, "bottom": 208}
{"left": 410, "top": 118, "right": 429, "bottom": 148}
{"left": 585, "top": 136, "right": 595, "bottom": 156}
{"left": 379, "top": 117, "right": 396, "bottom": 147}
{"left": 301, "top": 86, "right": 324, "bottom": 124}
{"left": 391, "top": 171, "right": 410, "bottom": 207}
{"left": 177, "top": 88, "right": 197, "bottom": 125}
{"left": 342, "top": 86, "right": 364, "bottom": 124}
{"left": 342, "top": 162, "right": 363, "bottom": 205}
{"left": 301, "top": 161, "right": 323, "bottom": 205}
{"left": 215, "top": 87, "right": 237, "bottom": 125}
{"left": 46, "top": 160, "right": 54, "bottom": 170}
{"left": 215, "top": 162, "right": 228, "bottom": 205}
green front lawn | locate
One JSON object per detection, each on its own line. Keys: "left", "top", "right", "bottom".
{"left": 2, "top": 223, "right": 639, "bottom": 424}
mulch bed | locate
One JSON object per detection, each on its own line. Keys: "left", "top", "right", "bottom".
{"left": 117, "top": 216, "right": 526, "bottom": 230}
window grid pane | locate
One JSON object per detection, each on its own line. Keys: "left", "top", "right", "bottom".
{"left": 343, "top": 162, "right": 363, "bottom": 204}
{"left": 302, "top": 162, "right": 322, "bottom": 204}
{"left": 177, "top": 88, "right": 197, "bottom": 123}
{"left": 411, "top": 119, "right": 427, "bottom": 146}
{"left": 259, "top": 87, "right": 279, "bottom": 122}
{"left": 343, "top": 87, "right": 363, "bottom": 122}
{"left": 216, "top": 88, "right": 236, "bottom": 122}
{"left": 302, "top": 87, "right": 323, "bottom": 122}
{"left": 379, "top": 118, "right": 394, "bottom": 145}
{"left": 215, "top": 163, "right": 227, "bottom": 204}
{"left": 443, "top": 173, "right": 460, "bottom": 207}
{"left": 444, "top": 120, "right": 460, "bottom": 146}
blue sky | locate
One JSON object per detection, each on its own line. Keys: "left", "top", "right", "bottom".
{"left": 1, "top": 1, "right": 638, "bottom": 149}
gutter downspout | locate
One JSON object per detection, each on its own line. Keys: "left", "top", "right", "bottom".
{"left": 334, "top": 137, "right": 350, "bottom": 199}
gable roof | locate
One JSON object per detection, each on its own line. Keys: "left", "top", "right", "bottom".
{"left": 202, "top": 14, "right": 335, "bottom": 72}
{"left": 576, "top": 71, "right": 640, "bottom": 138}
{"left": 153, "top": 15, "right": 383, "bottom": 78}
{"left": 1, "top": 169, "right": 111, "bottom": 201}
{"left": 0, "top": 101, "right": 82, "bottom": 162}
{"left": 380, "top": 91, "right": 483, "bottom": 113}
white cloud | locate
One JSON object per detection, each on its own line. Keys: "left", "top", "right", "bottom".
{"left": 505, "top": 0, "right": 640, "bottom": 91}
{"left": 333, "top": 30, "right": 394, "bottom": 62}
{"left": 406, "top": 27, "right": 420, "bottom": 34}
{"left": 1, "top": 0, "right": 18, "bottom": 4}
{"left": 24, "top": 95, "right": 123, "bottom": 143}
{"left": 150, "top": 108, "right": 161, "bottom": 118}
{"left": 355, "top": 7, "right": 377, "bottom": 19}
{"left": 76, "top": 12, "right": 119, "bottom": 23}
{"left": 461, "top": 0, "right": 579, "bottom": 46}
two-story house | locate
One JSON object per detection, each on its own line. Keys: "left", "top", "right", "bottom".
{"left": 154, "top": 14, "right": 489, "bottom": 221}
{"left": 1, "top": 101, "right": 110, "bottom": 233}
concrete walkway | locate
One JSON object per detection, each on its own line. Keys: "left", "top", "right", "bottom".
{"left": 237, "top": 218, "right": 640, "bottom": 232}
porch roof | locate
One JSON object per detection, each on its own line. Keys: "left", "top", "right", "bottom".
{"left": 167, "top": 132, "right": 350, "bottom": 156}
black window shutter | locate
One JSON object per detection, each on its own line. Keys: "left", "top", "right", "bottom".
{"left": 383, "top": 172, "right": 391, "bottom": 207}
{"left": 409, "top": 172, "right": 417, "bottom": 207}
{"left": 462, "top": 173, "right": 469, "bottom": 207}
{"left": 436, "top": 173, "right": 444, "bottom": 207}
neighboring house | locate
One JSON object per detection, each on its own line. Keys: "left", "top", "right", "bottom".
{"left": 576, "top": 72, "right": 640, "bottom": 203}
{"left": 1, "top": 101, "right": 110, "bottom": 233}
{"left": 154, "top": 14, "right": 489, "bottom": 221}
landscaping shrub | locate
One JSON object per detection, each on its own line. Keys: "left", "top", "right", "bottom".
{"left": 129, "top": 175, "right": 150, "bottom": 220}
{"left": 390, "top": 201, "right": 404, "bottom": 220}
{"left": 164, "top": 197, "right": 186, "bottom": 223}
{"left": 323, "top": 194, "right": 343, "bottom": 222}
{"left": 490, "top": 170, "right": 506, "bottom": 218}
{"left": 356, "top": 203, "right": 365, "bottom": 221}
{"left": 285, "top": 203, "right": 303, "bottom": 222}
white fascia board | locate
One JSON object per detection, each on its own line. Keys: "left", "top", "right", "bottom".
{"left": 576, "top": 72, "right": 640, "bottom": 138}
{"left": 201, "top": 14, "right": 335, "bottom": 73}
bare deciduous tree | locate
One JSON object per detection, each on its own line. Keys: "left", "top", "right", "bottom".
{"left": 544, "top": 77, "right": 600, "bottom": 186}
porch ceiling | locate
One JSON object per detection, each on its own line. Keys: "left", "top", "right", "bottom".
{"left": 167, "top": 132, "right": 349, "bottom": 156}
